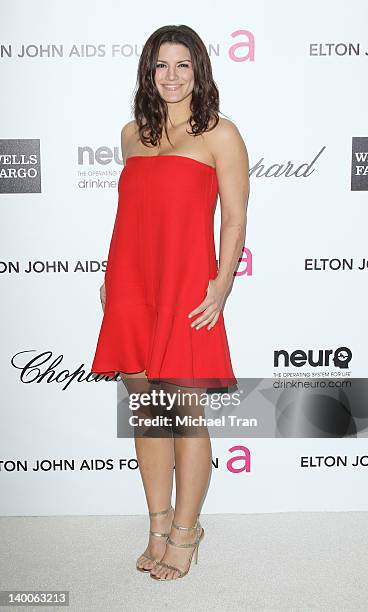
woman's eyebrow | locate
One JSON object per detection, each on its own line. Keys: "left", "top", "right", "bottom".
{"left": 157, "top": 58, "right": 192, "bottom": 63}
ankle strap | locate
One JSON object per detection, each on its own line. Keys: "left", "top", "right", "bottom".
{"left": 172, "top": 519, "right": 200, "bottom": 532}
{"left": 167, "top": 522, "right": 202, "bottom": 549}
{"left": 167, "top": 536, "right": 198, "bottom": 548}
{"left": 149, "top": 505, "right": 173, "bottom": 518}
{"left": 150, "top": 530, "right": 170, "bottom": 538}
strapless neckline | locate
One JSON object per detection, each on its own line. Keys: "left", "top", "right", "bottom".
{"left": 125, "top": 154, "right": 216, "bottom": 172}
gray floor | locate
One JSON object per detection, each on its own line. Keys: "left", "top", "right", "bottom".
{"left": 1, "top": 512, "right": 368, "bottom": 611}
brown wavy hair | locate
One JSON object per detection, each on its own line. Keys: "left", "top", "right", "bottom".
{"left": 132, "top": 25, "right": 220, "bottom": 147}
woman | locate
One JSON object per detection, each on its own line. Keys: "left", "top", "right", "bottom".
{"left": 91, "top": 24, "right": 249, "bottom": 581}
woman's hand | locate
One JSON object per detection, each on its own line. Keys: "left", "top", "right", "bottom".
{"left": 100, "top": 282, "right": 106, "bottom": 313}
{"left": 188, "top": 278, "right": 229, "bottom": 331}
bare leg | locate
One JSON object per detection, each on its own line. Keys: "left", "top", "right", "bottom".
{"left": 150, "top": 382, "right": 212, "bottom": 580}
{"left": 120, "top": 371, "right": 175, "bottom": 571}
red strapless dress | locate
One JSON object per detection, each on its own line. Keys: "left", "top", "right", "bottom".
{"left": 90, "top": 155, "right": 237, "bottom": 388}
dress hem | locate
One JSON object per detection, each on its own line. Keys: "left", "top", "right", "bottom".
{"left": 90, "top": 367, "right": 237, "bottom": 390}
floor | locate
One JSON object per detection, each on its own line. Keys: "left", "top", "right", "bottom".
{"left": 2, "top": 512, "right": 368, "bottom": 611}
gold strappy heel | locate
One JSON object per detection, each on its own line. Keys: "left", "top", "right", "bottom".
{"left": 136, "top": 505, "right": 174, "bottom": 573}
{"left": 150, "top": 519, "right": 204, "bottom": 580}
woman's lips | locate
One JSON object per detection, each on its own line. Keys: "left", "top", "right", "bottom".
{"left": 162, "top": 85, "right": 182, "bottom": 91}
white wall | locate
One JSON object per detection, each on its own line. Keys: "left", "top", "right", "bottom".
{"left": 1, "top": 0, "right": 367, "bottom": 515}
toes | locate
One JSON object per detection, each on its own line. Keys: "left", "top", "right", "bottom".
{"left": 167, "top": 568, "right": 180, "bottom": 580}
{"left": 158, "top": 566, "right": 168, "bottom": 580}
{"left": 159, "top": 567, "right": 167, "bottom": 580}
{"left": 150, "top": 563, "right": 181, "bottom": 580}
{"left": 157, "top": 566, "right": 179, "bottom": 580}
{"left": 143, "top": 561, "right": 153, "bottom": 571}
{"left": 137, "top": 556, "right": 154, "bottom": 571}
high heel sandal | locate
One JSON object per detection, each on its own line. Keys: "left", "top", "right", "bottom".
{"left": 150, "top": 519, "right": 205, "bottom": 580}
{"left": 136, "top": 505, "right": 173, "bottom": 573}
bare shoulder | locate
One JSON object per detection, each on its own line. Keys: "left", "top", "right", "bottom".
{"left": 211, "top": 116, "right": 241, "bottom": 136}
{"left": 207, "top": 116, "right": 246, "bottom": 153}
{"left": 206, "top": 117, "right": 248, "bottom": 166}
{"left": 120, "top": 120, "right": 138, "bottom": 160}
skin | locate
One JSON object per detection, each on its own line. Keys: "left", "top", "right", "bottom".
{"left": 99, "top": 42, "right": 249, "bottom": 580}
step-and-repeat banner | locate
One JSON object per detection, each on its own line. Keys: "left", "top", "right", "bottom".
{"left": 1, "top": 1, "right": 367, "bottom": 515}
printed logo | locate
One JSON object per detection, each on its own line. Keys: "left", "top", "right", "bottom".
{"left": 274, "top": 346, "right": 352, "bottom": 369}
{"left": 76, "top": 145, "right": 121, "bottom": 190}
{"left": 0, "top": 139, "right": 41, "bottom": 194}
{"left": 351, "top": 137, "right": 368, "bottom": 191}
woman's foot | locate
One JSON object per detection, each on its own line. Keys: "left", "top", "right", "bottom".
{"left": 150, "top": 520, "right": 203, "bottom": 580}
{"left": 136, "top": 506, "right": 174, "bottom": 572}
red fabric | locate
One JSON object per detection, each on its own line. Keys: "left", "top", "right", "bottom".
{"left": 90, "top": 155, "right": 237, "bottom": 388}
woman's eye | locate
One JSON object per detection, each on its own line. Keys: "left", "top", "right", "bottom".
{"left": 156, "top": 63, "right": 190, "bottom": 68}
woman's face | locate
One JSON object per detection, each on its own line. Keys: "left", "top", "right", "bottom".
{"left": 154, "top": 43, "right": 194, "bottom": 103}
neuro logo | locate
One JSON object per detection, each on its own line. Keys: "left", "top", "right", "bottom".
{"left": 351, "top": 137, "right": 368, "bottom": 191}
{"left": 332, "top": 347, "right": 352, "bottom": 369}
{"left": 0, "top": 139, "right": 41, "bottom": 194}
{"left": 77, "top": 145, "right": 122, "bottom": 166}
{"left": 274, "top": 346, "right": 353, "bottom": 369}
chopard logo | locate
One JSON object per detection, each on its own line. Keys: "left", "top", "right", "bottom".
{"left": 250, "top": 146, "right": 325, "bottom": 178}
{"left": 11, "top": 350, "right": 119, "bottom": 391}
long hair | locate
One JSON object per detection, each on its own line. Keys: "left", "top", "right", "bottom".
{"left": 132, "top": 25, "right": 220, "bottom": 147}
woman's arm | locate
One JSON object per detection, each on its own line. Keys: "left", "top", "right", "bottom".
{"left": 188, "top": 119, "right": 249, "bottom": 330}
{"left": 214, "top": 119, "right": 249, "bottom": 291}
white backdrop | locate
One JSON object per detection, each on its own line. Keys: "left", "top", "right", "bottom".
{"left": 1, "top": 0, "right": 368, "bottom": 516}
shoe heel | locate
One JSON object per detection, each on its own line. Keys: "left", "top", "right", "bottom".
{"left": 196, "top": 527, "right": 204, "bottom": 565}
{"left": 194, "top": 544, "right": 199, "bottom": 564}
{"left": 154, "top": 520, "right": 203, "bottom": 579}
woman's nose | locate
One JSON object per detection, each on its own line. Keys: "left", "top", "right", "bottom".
{"left": 166, "top": 68, "right": 178, "bottom": 80}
